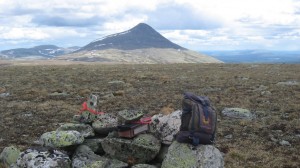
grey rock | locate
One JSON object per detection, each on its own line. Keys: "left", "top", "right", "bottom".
{"left": 150, "top": 110, "right": 182, "bottom": 145}
{"left": 132, "top": 164, "right": 158, "bottom": 168}
{"left": 39, "top": 130, "right": 84, "bottom": 148}
{"left": 108, "top": 80, "right": 126, "bottom": 91}
{"left": 224, "top": 134, "right": 233, "bottom": 139}
{"left": 0, "top": 146, "right": 20, "bottom": 167}
{"left": 161, "top": 141, "right": 224, "bottom": 168}
{"left": 279, "top": 140, "right": 291, "bottom": 146}
{"left": 276, "top": 81, "right": 299, "bottom": 86}
{"left": 16, "top": 147, "right": 71, "bottom": 168}
{"left": 101, "top": 134, "right": 161, "bottom": 164}
{"left": 57, "top": 123, "right": 95, "bottom": 138}
{"left": 82, "top": 138, "right": 105, "bottom": 155}
{"left": 221, "top": 108, "right": 255, "bottom": 120}
{"left": 261, "top": 91, "right": 272, "bottom": 96}
{"left": 92, "top": 113, "right": 118, "bottom": 135}
{"left": 102, "top": 93, "right": 115, "bottom": 100}
{"left": 118, "top": 109, "right": 144, "bottom": 124}
{"left": 0, "top": 93, "right": 10, "bottom": 98}
{"left": 48, "top": 91, "right": 69, "bottom": 97}
{"left": 72, "top": 145, "right": 127, "bottom": 168}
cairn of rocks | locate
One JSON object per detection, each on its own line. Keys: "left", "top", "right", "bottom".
{"left": 0, "top": 94, "right": 224, "bottom": 168}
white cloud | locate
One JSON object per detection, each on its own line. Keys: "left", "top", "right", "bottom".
{"left": 1, "top": 0, "right": 300, "bottom": 50}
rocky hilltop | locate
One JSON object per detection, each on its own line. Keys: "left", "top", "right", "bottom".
{"left": 57, "top": 23, "right": 222, "bottom": 63}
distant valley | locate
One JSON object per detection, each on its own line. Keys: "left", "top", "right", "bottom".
{"left": 201, "top": 50, "right": 300, "bottom": 63}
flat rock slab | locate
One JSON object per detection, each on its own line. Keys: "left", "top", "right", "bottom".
{"left": 92, "top": 113, "right": 118, "bottom": 135}
{"left": 161, "top": 141, "right": 224, "bottom": 168}
{"left": 150, "top": 110, "right": 182, "bottom": 145}
{"left": 101, "top": 134, "right": 161, "bottom": 164}
{"left": 57, "top": 123, "right": 95, "bottom": 138}
{"left": 39, "top": 130, "right": 84, "bottom": 148}
{"left": 221, "top": 108, "right": 255, "bottom": 120}
{"left": 118, "top": 109, "right": 144, "bottom": 124}
{"left": 15, "top": 147, "right": 71, "bottom": 168}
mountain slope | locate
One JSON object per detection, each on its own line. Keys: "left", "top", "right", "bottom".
{"left": 59, "top": 23, "right": 222, "bottom": 63}
{"left": 77, "top": 23, "right": 185, "bottom": 52}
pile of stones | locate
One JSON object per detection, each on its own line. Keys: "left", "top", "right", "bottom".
{"left": 0, "top": 94, "right": 224, "bottom": 168}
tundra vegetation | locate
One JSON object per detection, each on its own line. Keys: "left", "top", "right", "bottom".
{"left": 0, "top": 63, "right": 299, "bottom": 167}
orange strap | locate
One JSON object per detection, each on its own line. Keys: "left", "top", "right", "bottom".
{"left": 131, "top": 117, "right": 152, "bottom": 124}
{"left": 79, "top": 102, "right": 105, "bottom": 115}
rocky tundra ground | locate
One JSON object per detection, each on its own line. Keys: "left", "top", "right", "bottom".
{"left": 0, "top": 63, "right": 299, "bottom": 167}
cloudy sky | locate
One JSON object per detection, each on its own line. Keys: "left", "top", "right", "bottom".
{"left": 0, "top": 0, "right": 300, "bottom": 51}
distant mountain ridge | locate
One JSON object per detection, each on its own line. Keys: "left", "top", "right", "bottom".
{"left": 76, "top": 23, "right": 185, "bottom": 52}
{"left": 0, "top": 45, "right": 79, "bottom": 59}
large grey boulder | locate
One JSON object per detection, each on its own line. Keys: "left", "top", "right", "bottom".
{"left": 15, "top": 147, "right": 71, "bottom": 168}
{"left": 161, "top": 141, "right": 224, "bottom": 168}
{"left": 0, "top": 146, "right": 20, "bottom": 167}
{"left": 101, "top": 134, "right": 161, "bottom": 164}
{"left": 150, "top": 110, "right": 182, "bottom": 145}
{"left": 92, "top": 113, "right": 118, "bottom": 135}
{"left": 39, "top": 130, "right": 84, "bottom": 148}
{"left": 57, "top": 123, "right": 95, "bottom": 138}
{"left": 221, "top": 108, "right": 255, "bottom": 120}
{"left": 72, "top": 145, "right": 127, "bottom": 168}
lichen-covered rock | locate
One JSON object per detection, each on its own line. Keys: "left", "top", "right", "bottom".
{"left": 72, "top": 145, "right": 127, "bottom": 168}
{"left": 161, "top": 141, "right": 224, "bottom": 168}
{"left": 101, "top": 134, "right": 161, "bottom": 164}
{"left": 92, "top": 113, "right": 118, "bottom": 135}
{"left": 132, "top": 164, "right": 158, "bottom": 168}
{"left": 82, "top": 138, "right": 105, "bottom": 155}
{"left": 118, "top": 109, "right": 144, "bottom": 124}
{"left": 0, "top": 146, "right": 20, "bottom": 167}
{"left": 40, "top": 130, "right": 84, "bottom": 148}
{"left": 150, "top": 110, "right": 182, "bottom": 145}
{"left": 57, "top": 123, "right": 95, "bottom": 138}
{"left": 221, "top": 108, "right": 255, "bottom": 120}
{"left": 16, "top": 147, "right": 71, "bottom": 168}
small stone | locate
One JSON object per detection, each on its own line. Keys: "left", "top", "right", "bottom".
{"left": 0, "top": 93, "right": 10, "bottom": 98}
{"left": 261, "top": 91, "right": 272, "bottom": 96}
{"left": 279, "top": 140, "right": 291, "bottom": 146}
{"left": 221, "top": 108, "right": 255, "bottom": 120}
{"left": 224, "top": 134, "right": 233, "bottom": 139}
{"left": 276, "top": 81, "right": 299, "bottom": 86}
